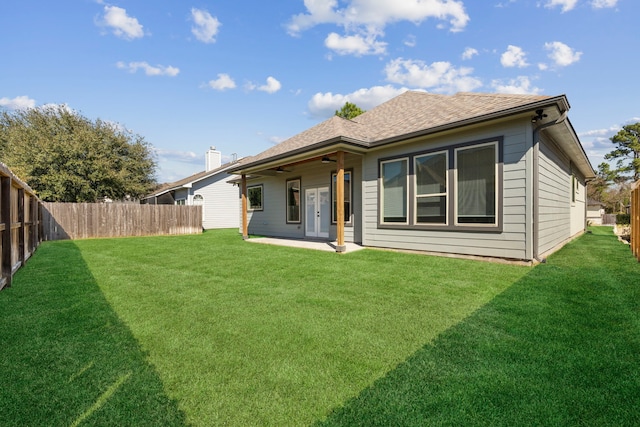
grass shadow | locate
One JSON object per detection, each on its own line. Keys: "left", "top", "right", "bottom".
{"left": 316, "top": 227, "right": 640, "bottom": 426}
{"left": 0, "top": 240, "right": 187, "bottom": 426}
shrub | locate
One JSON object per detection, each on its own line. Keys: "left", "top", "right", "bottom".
{"left": 616, "top": 213, "right": 630, "bottom": 225}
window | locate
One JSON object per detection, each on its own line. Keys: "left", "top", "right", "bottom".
{"left": 247, "top": 185, "right": 263, "bottom": 211}
{"left": 455, "top": 142, "right": 497, "bottom": 225}
{"left": 381, "top": 158, "right": 408, "bottom": 223}
{"left": 571, "top": 174, "right": 577, "bottom": 203}
{"left": 415, "top": 151, "right": 447, "bottom": 224}
{"left": 378, "top": 138, "right": 502, "bottom": 231}
{"left": 286, "top": 179, "right": 301, "bottom": 223}
{"left": 193, "top": 194, "right": 204, "bottom": 205}
{"left": 175, "top": 199, "right": 186, "bottom": 205}
{"left": 331, "top": 171, "right": 352, "bottom": 224}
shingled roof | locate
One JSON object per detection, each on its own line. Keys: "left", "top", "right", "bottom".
{"left": 145, "top": 159, "right": 242, "bottom": 198}
{"left": 230, "top": 91, "right": 571, "bottom": 172}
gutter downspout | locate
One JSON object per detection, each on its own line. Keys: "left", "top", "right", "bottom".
{"left": 532, "top": 110, "right": 568, "bottom": 263}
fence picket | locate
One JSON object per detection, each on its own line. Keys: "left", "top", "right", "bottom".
{"left": 40, "top": 203, "right": 202, "bottom": 241}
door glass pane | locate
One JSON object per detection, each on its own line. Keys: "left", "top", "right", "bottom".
{"left": 306, "top": 190, "right": 316, "bottom": 234}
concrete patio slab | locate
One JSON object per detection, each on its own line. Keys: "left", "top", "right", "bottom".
{"left": 246, "top": 237, "right": 364, "bottom": 253}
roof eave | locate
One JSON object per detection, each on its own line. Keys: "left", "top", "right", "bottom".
{"left": 144, "top": 161, "right": 241, "bottom": 198}
{"left": 227, "top": 136, "right": 369, "bottom": 175}
{"left": 226, "top": 94, "right": 588, "bottom": 177}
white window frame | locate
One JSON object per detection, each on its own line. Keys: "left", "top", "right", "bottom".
{"left": 454, "top": 141, "right": 499, "bottom": 227}
{"left": 380, "top": 157, "right": 409, "bottom": 225}
{"left": 331, "top": 170, "right": 352, "bottom": 225}
{"left": 286, "top": 178, "right": 301, "bottom": 223}
{"left": 247, "top": 185, "right": 263, "bottom": 211}
{"left": 414, "top": 150, "right": 448, "bottom": 225}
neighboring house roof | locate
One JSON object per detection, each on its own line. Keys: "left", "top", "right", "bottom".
{"left": 144, "top": 160, "right": 242, "bottom": 199}
{"left": 229, "top": 91, "right": 595, "bottom": 179}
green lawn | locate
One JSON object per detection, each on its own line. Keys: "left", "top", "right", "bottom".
{"left": 1, "top": 227, "right": 639, "bottom": 426}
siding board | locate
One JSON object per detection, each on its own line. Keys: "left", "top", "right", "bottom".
{"left": 361, "top": 119, "right": 530, "bottom": 260}
{"left": 537, "top": 138, "right": 572, "bottom": 255}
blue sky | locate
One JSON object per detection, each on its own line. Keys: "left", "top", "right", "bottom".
{"left": 1, "top": 0, "right": 637, "bottom": 183}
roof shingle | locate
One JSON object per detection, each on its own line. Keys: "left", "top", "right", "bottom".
{"left": 232, "top": 91, "right": 556, "bottom": 171}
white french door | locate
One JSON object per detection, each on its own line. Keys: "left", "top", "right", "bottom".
{"left": 305, "top": 187, "right": 330, "bottom": 238}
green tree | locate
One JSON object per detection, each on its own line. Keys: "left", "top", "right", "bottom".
{"left": 335, "top": 102, "right": 365, "bottom": 120}
{"left": 587, "top": 162, "right": 615, "bottom": 202}
{"left": 0, "top": 105, "right": 156, "bottom": 202}
{"left": 587, "top": 162, "right": 631, "bottom": 213}
{"left": 605, "top": 122, "right": 640, "bottom": 181}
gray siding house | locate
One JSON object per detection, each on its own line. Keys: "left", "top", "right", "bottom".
{"left": 228, "top": 91, "right": 594, "bottom": 262}
{"left": 143, "top": 148, "right": 241, "bottom": 229}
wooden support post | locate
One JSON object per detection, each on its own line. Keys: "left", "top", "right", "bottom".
{"left": 1, "top": 177, "right": 12, "bottom": 288}
{"left": 336, "top": 151, "right": 346, "bottom": 253}
{"left": 241, "top": 174, "right": 248, "bottom": 240}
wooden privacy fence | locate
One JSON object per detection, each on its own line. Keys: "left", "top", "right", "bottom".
{"left": 0, "top": 163, "right": 41, "bottom": 290}
{"left": 41, "top": 203, "right": 202, "bottom": 241}
{"left": 632, "top": 180, "right": 640, "bottom": 262}
{"left": 602, "top": 214, "right": 617, "bottom": 225}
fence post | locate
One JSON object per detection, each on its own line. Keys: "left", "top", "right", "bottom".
{"left": 18, "top": 188, "right": 25, "bottom": 267}
{"left": 31, "top": 196, "right": 38, "bottom": 251}
{"left": 629, "top": 180, "right": 640, "bottom": 261}
{"left": 1, "top": 177, "right": 12, "bottom": 288}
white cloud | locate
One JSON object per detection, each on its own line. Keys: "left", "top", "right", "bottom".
{"left": 461, "top": 47, "right": 478, "bottom": 60}
{"left": 404, "top": 35, "right": 417, "bottom": 48}
{"left": 544, "top": 41, "right": 582, "bottom": 67}
{"left": 577, "top": 117, "right": 640, "bottom": 166}
{"left": 246, "top": 77, "right": 282, "bottom": 94}
{"left": 579, "top": 118, "right": 640, "bottom": 139}
{"left": 99, "top": 5, "right": 144, "bottom": 40}
{"left": 155, "top": 148, "right": 201, "bottom": 164}
{"left": 324, "top": 31, "right": 387, "bottom": 56}
{"left": 490, "top": 76, "right": 542, "bottom": 94}
{"left": 308, "top": 85, "right": 409, "bottom": 118}
{"left": 543, "top": 0, "right": 579, "bottom": 12}
{"left": 287, "top": 0, "right": 469, "bottom": 58}
{"left": 191, "top": 8, "right": 220, "bottom": 44}
{"left": 287, "top": 0, "right": 470, "bottom": 45}
{"left": 0, "top": 95, "right": 36, "bottom": 110}
{"left": 116, "top": 61, "right": 180, "bottom": 76}
{"left": 591, "top": 0, "right": 618, "bottom": 8}
{"left": 206, "top": 73, "right": 236, "bottom": 91}
{"left": 258, "top": 76, "right": 282, "bottom": 94}
{"left": 500, "top": 45, "right": 529, "bottom": 68}
{"left": 384, "top": 58, "right": 482, "bottom": 94}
